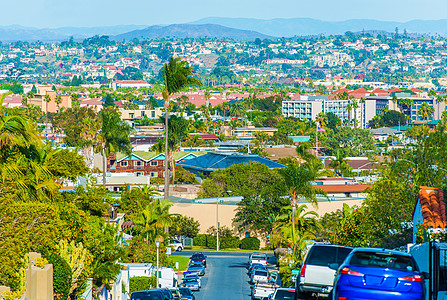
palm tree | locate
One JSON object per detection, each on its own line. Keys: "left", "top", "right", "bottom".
{"left": 243, "top": 95, "right": 254, "bottom": 124}
{"left": 418, "top": 102, "right": 435, "bottom": 123}
{"left": 272, "top": 205, "right": 319, "bottom": 257}
{"left": 97, "top": 108, "right": 134, "bottom": 187}
{"left": 134, "top": 199, "right": 178, "bottom": 244}
{"left": 229, "top": 102, "right": 245, "bottom": 119}
{"left": 43, "top": 94, "right": 51, "bottom": 127}
{"left": 359, "top": 97, "right": 365, "bottom": 128}
{"left": 329, "top": 150, "right": 352, "bottom": 177}
{"left": 55, "top": 95, "right": 62, "bottom": 112}
{"left": 279, "top": 164, "right": 325, "bottom": 254}
{"left": 162, "top": 56, "right": 202, "bottom": 200}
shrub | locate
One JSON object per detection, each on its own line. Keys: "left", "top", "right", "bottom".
{"left": 240, "top": 237, "right": 261, "bottom": 250}
{"left": 206, "top": 235, "right": 217, "bottom": 249}
{"left": 129, "top": 276, "right": 156, "bottom": 294}
{"left": 220, "top": 236, "right": 241, "bottom": 249}
{"left": 193, "top": 234, "right": 207, "bottom": 247}
{"left": 45, "top": 252, "right": 72, "bottom": 300}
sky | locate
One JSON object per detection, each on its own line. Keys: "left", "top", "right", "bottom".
{"left": 2, "top": 0, "right": 444, "bottom": 28}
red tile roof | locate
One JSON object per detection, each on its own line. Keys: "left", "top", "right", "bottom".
{"left": 418, "top": 187, "right": 446, "bottom": 229}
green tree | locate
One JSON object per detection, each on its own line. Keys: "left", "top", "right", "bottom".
{"left": 169, "top": 215, "right": 200, "bottom": 238}
{"left": 418, "top": 102, "right": 435, "bottom": 122}
{"left": 161, "top": 56, "right": 202, "bottom": 199}
{"left": 97, "top": 108, "right": 133, "bottom": 187}
{"left": 322, "top": 127, "right": 376, "bottom": 156}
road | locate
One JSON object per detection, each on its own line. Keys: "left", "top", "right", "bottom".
{"left": 173, "top": 251, "right": 273, "bottom": 300}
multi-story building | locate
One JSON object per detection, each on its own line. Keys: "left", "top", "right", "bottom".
{"left": 282, "top": 96, "right": 351, "bottom": 123}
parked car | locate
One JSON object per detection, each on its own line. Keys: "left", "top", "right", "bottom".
{"left": 297, "top": 243, "right": 353, "bottom": 298}
{"left": 131, "top": 290, "right": 166, "bottom": 300}
{"left": 250, "top": 253, "right": 268, "bottom": 266}
{"left": 187, "top": 262, "right": 206, "bottom": 276}
{"left": 169, "top": 240, "right": 183, "bottom": 252}
{"left": 269, "top": 287, "right": 296, "bottom": 300}
{"left": 190, "top": 253, "right": 207, "bottom": 267}
{"left": 251, "top": 269, "right": 270, "bottom": 284}
{"left": 180, "top": 278, "right": 200, "bottom": 291}
{"left": 183, "top": 274, "right": 201, "bottom": 288}
{"left": 251, "top": 282, "right": 278, "bottom": 300}
{"left": 332, "top": 248, "right": 426, "bottom": 300}
{"left": 249, "top": 263, "right": 267, "bottom": 276}
{"left": 168, "top": 288, "right": 181, "bottom": 300}
{"left": 158, "top": 289, "right": 174, "bottom": 300}
{"left": 178, "top": 287, "right": 195, "bottom": 300}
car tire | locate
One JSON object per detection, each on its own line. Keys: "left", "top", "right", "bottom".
{"left": 177, "top": 246, "right": 182, "bottom": 252}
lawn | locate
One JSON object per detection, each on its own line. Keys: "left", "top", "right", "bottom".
{"left": 170, "top": 255, "right": 190, "bottom": 271}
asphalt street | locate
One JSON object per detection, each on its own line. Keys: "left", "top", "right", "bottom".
{"left": 173, "top": 251, "right": 269, "bottom": 300}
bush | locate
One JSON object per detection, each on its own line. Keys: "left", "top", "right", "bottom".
{"left": 220, "top": 236, "right": 241, "bottom": 249}
{"left": 193, "top": 234, "right": 207, "bottom": 247}
{"left": 206, "top": 235, "right": 217, "bottom": 249}
{"left": 129, "top": 276, "right": 156, "bottom": 294}
{"left": 240, "top": 237, "right": 261, "bottom": 250}
{"left": 45, "top": 252, "right": 72, "bottom": 300}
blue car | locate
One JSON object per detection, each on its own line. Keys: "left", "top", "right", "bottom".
{"left": 333, "top": 248, "right": 426, "bottom": 300}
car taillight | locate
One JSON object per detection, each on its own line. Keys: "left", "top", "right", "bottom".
{"left": 267, "top": 276, "right": 269, "bottom": 280}
{"left": 300, "top": 264, "right": 307, "bottom": 277}
{"left": 340, "top": 267, "right": 363, "bottom": 276}
{"left": 338, "top": 297, "right": 347, "bottom": 300}
{"left": 399, "top": 274, "right": 423, "bottom": 282}
{"left": 254, "top": 290, "right": 256, "bottom": 295}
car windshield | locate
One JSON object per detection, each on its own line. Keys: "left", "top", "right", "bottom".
{"left": 189, "top": 263, "right": 202, "bottom": 268}
{"left": 273, "top": 290, "right": 295, "bottom": 300}
{"left": 306, "top": 246, "right": 352, "bottom": 266}
{"left": 255, "top": 270, "right": 268, "bottom": 276}
{"left": 349, "top": 251, "right": 418, "bottom": 271}
{"left": 252, "top": 254, "right": 266, "bottom": 260}
{"left": 179, "top": 288, "right": 192, "bottom": 296}
{"left": 131, "top": 292, "right": 163, "bottom": 300}
{"left": 183, "top": 278, "right": 198, "bottom": 283}
{"left": 185, "top": 275, "right": 198, "bottom": 279}
{"left": 192, "top": 254, "right": 205, "bottom": 259}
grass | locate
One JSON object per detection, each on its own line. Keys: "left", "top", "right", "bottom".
{"left": 170, "top": 255, "right": 190, "bottom": 271}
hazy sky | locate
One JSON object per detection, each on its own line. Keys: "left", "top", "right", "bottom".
{"left": 3, "top": 0, "right": 444, "bottom": 28}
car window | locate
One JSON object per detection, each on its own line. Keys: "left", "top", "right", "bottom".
{"left": 349, "top": 251, "right": 417, "bottom": 271}
{"left": 306, "top": 246, "right": 352, "bottom": 266}
{"left": 254, "top": 270, "right": 268, "bottom": 276}
{"left": 252, "top": 254, "right": 266, "bottom": 260}
{"left": 189, "top": 263, "right": 202, "bottom": 267}
{"left": 179, "top": 288, "right": 191, "bottom": 296}
{"left": 183, "top": 278, "right": 197, "bottom": 282}
{"left": 131, "top": 292, "right": 163, "bottom": 300}
{"left": 273, "top": 290, "right": 295, "bottom": 300}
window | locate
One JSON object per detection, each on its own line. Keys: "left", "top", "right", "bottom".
{"left": 121, "top": 161, "right": 128, "bottom": 167}
{"left": 135, "top": 161, "right": 142, "bottom": 166}
{"left": 141, "top": 111, "right": 145, "bottom": 117}
{"left": 150, "top": 172, "right": 158, "bottom": 177}
{"left": 151, "top": 111, "right": 155, "bottom": 118}
{"left": 136, "top": 172, "right": 143, "bottom": 176}
{"left": 129, "top": 113, "right": 134, "bottom": 119}
{"left": 150, "top": 161, "right": 158, "bottom": 166}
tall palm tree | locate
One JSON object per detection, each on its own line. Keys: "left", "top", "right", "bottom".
{"left": 162, "top": 56, "right": 202, "bottom": 199}
{"left": 97, "top": 108, "right": 133, "bottom": 187}
{"left": 279, "top": 164, "right": 325, "bottom": 254}
{"left": 55, "top": 95, "right": 62, "bottom": 112}
{"left": 43, "top": 94, "right": 51, "bottom": 127}
{"left": 229, "top": 102, "right": 245, "bottom": 119}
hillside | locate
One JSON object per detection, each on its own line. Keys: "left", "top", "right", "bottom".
{"left": 112, "top": 23, "right": 275, "bottom": 41}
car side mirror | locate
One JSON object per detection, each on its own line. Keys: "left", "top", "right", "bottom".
{"left": 296, "top": 262, "right": 301, "bottom": 269}
{"left": 422, "top": 271, "right": 430, "bottom": 280}
{"left": 328, "top": 263, "right": 339, "bottom": 270}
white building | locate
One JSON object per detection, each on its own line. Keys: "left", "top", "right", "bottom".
{"left": 110, "top": 80, "right": 151, "bottom": 90}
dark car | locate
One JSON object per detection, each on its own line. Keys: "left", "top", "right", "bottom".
{"left": 178, "top": 287, "right": 195, "bottom": 300}
{"left": 131, "top": 290, "right": 166, "bottom": 300}
{"left": 159, "top": 289, "right": 174, "bottom": 300}
{"left": 333, "top": 248, "right": 426, "bottom": 300}
{"left": 190, "top": 253, "right": 207, "bottom": 267}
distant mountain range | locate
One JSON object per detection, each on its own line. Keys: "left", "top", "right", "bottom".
{"left": 191, "top": 17, "right": 447, "bottom": 37}
{"left": 2, "top": 18, "right": 447, "bottom": 42}
{"left": 112, "top": 24, "right": 273, "bottom": 41}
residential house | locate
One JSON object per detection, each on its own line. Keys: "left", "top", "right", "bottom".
{"left": 110, "top": 80, "right": 151, "bottom": 90}
{"left": 177, "top": 152, "right": 285, "bottom": 177}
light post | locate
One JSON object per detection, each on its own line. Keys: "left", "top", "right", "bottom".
{"left": 216, "top": 190, "right": 232, "bottom": 251}
{"left": 156, "top": 239, "right": 160, "bottom": 288}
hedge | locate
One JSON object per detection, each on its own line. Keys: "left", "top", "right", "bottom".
{"left": 193, "top": 234, "right": 241, "bottom": 249}
{"left": 45, "top": 252, "right": 72, "bottom": 300}
{"left": 240, "top": 237, "right": 260, "bottom": 250}
{"left": 129, "top": 276, "right": 156, "bottom": 294}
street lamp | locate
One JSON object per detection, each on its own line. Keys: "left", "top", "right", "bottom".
{"left": 216, "top": 190, "right": 232, "bottom": 252}
{"left": 155, "top": 239, "right": 160, "bottom": 288}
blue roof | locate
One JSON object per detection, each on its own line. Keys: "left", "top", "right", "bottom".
{"left": 177, "top": 152, "right": 285, "bottom": 172}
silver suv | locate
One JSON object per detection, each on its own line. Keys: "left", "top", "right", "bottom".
{"left": 297, "top": 243, "right": 352, "bottom": 299}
